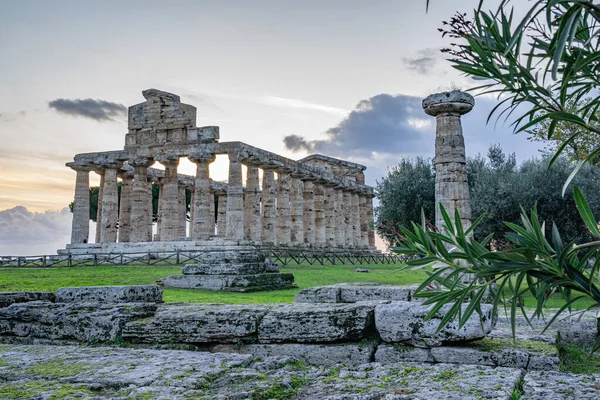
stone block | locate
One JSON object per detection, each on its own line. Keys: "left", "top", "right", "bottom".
{"left": 294, "top": 286, "right": 341, "bottom": 303}
{"left": 374, "top": 344, "right": 434, "bottom": 363}
{"left": 56, "top": 285, "right": 163, "bottom": 304}
{"left": 258, "top": 303, "right": 376, "bottom": 343}
{"left": 181, "top": 262, "right": 266, "bottom": 275}
{"left": 211, "top": 342, "right": 376, "bottom": 367}
{"left": 430, "top": 346, "right": 531, "bottom": 369}
{"left": 160, "top": 273, "right": 295, "bottom": 292}
{"left": 522, "top": 371, "right": 600, "bottom": 399}
{"left": 123, "top": 304, "right": 271, "bottom": 344}
{"left": 0, "top": 301, "right": 156, "bottom": 342}
{"left": 336, "top": 283, "right": 411, "bottom": 303}
{"left": 375, "top": 301, "right": 495, "bottom": 347}
{"left": 0, "top": 292, "right": 56, "bottom": 308}
{"left": 200, "top": 250, "right": 265, "bottom": 264}
{"left": 528, "top": 354, "right": 560, "bottom": 371}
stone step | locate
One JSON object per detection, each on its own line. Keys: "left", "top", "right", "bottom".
{"left": 0, "top": 292, "right": 56, "bottom": 308}
{"left": 160, "top": 273, "right": 296, "bottom": 292}
{"left": 181, "top": 262, "right": 268, "bottom": 275}
{"left": 56, "top": 285, "right": 163, "bottom": 304}
{"left": 295, "top": 283, "right": 411, "bottom": 303}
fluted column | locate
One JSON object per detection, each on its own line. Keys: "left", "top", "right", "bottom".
{"left": 118, "top": 174, "right": 133, "bottom": 242}
{"left": 95, "top": 170, "right": 104, "bottom": 243}
{"left": 314, "top": 182, "right": 326, "bottom": 246}
{"left": 178, "top": 184, "right": 187, "bottom": 238}
{"left": 244, "top": 165, "right": 261, "bottom": 243}
{"left": 157, "top": 156, "right": 180, "bottom": 241}
{"left": 190, "top": 152, "right": 215, "bottom": 240}
{"left": 276, "top": 171, "right": 291, "bottom": 246}
{"left": 129, "top": 158, "right": 153, "bottom": 242}
{"left": 324, "top": 185, "right": 336, "bottom": 248}
{"left": 147, "top": 179, "right": 155, "bottom": 240}
{"left": 334, "top": 188, "right": 345, "bottom": 247}
{"left": 351, "top": 192, "right": 361, "bottom": 247}
{"left": 69, "top": 165, "right": 91, "bottom": 244}
{"left": 302, "top": 180, "right": 315, "bottom": 246}
{"left": 343, "top": 190, "right": 352, "bottom": 247}
{"left": 209, "top": 190, "right": 215, "bottom": 236}
{"left": 423, "top": 91, "right": 474, "bottom": 232}
{"left": 217, "top": 192, "right": 227, "bottom": 235}
{"left": 261, "top": 168, "right": 276, "bottom": 245}
{"left": 367, "top": 195, "right": 376, "bottom": 248}
{"left": 359, "top": 195, "right": 369, "bottom": 247}
{"left": 226, "top": 152, "right": 244, "bottom": 241}
{"left": 290, "top": 177, "right": 304, "bottom": 246}
{"left": 100, "top": 165, "right": 121, "bottom": 243}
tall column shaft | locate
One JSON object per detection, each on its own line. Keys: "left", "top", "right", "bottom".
{"left": 70, "top": 166, "right": 91, "bottom": 244}
{"left": 343, "top": 191, "right": 352, "bottom": 247}
{"left": 217, "top": 193, "right": 227, "bottom": 235}
{"left": 261, "top": 169, "right": 276, "bottom": 245}
{"left": 324, "top": 186, "right": 336, "bottom": 247}
{"left": 178, "top": 185, "right": 187, "bottom": 238}
{"left": 209, "top": 191, "right": 215, "bottom": 235}
{"left": 351, "top": 192, "right": 361, "bottom": 247}
{"left": 190, "top": 154, "right": 215, "bottom": 240}
{"left": 226, "top": 153, "right": 244, "bottom": 241}
{"left": 244, "top": 165, "right": 261, "bottom": 243}
{"left": 302, "top": 181, "right": 315, "bottom": 245}
{"left": 290, "top": 177, "right": 304, "bottom": 246}
{"left": 118, "top": 175, "right": 133, "bottom": 242}
{"left": 129, "top": 159, "right": 152, "bottom": 242}
{"left": 314, "top": 183, "right": 326, "bottom": 246}
{"left": 359, "top": 195, "right": 369, "bottom": 247}
{"left": 334, "top": 188, "right": 345, "bottom": 247}
{"left": 95, "top": 171, "right": 104, "bottom": 243}
{"left": 157, "top": 158, "right": 180, "bottom": 241}
{"left": 367, "top": 196, "right": 376, "bottom": 247}
{"left": 100, "top": 167, "right": 119, "bottom": 243}
{"left": 147, "top": 180, "right": 154, "bottom": 240}
{"left": 276, "top": 171, "right": 291, "bottom": 246}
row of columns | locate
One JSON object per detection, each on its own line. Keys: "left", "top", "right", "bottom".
{"left": 70, "top": 153, "right": 376, "bottom": 248}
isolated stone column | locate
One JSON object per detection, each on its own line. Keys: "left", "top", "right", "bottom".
{"left": 290, "top": 177, "right": 304, "bottom": 246}
{"left": 350, "top": 192, "right": 361, "bottom": 247}
{"left": 276, "top": 171, "right": 291, "bottom": 246}
{"left": 334, "top": 188, "right": 345, "bottom": 247}
{"left": 157, "top": 156, "right": 180, "bottom": 241}
{"left": 367, "top": 195, "right": 376, "bottom": 247}
{"left": 359, "top": 195, "right": 369, "bottom": 247}
{"left": 343, "top": 191, "right": 352, "bottom": 247}
{"left": 261, "top": 168, "right": 277, "bottom": 245}
{"left": 226, "top": 152, "right": 244, "bottom": 241}
{"left": 129, "top": 158, "right": 153, "bottom": 242}
{"left": 217, "top": 192, "right": 227, "bottom": 235}
{"left": 244, "top": 165, "right": 261, "bottom": 243}
{"left": 95, "top": 169, "right": 104, "bottom": 243}
{"left": 69, "top": 165, "right": 91, "bottom": 244}
{"left": 314, "top": 182, "right": 326, "bottom": 247}
{"left": 118, "top": 174, "right": 133, "bottom": 242}
{"left": 324, "top": 185, "right": 336, "bottom": 248}
{"left": 302, "top": 180, "right": 315, "bottom": 246}
{"left": 100, "top": 165, "right": 121, "bottom": 243}
{"left": 423, "top": 91, "right": 474, "bottom": 232}
{"left": 190, "top": 152, "right": 215, "bottom": 240}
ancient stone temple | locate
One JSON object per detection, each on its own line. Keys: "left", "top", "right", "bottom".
{"left": 60, "top": 89, "right": 377, "bottom": 256}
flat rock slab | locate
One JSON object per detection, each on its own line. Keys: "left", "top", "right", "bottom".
{"left": 211, "top": 342, "right": 377, "bottom": 367}
{"left": 295, "top": 283, "right": 411, "bottom": 303}
{"left": 375, "top": 301, "right": 495, "bottom": 347}
{"left": 161, "top": 272, "right": 296, "bottom": 292}
{"left": 56, "top": 285, "right": 163, "bottom": 304}
{"left": 258, "top": 302, "right": 376, "bottom": 343}
{"left": 0, "top": 301, "right": 156, "bottom": 342}
{"left": 181, "top": 262, "right": 267, "bottom": 275}
{"left": 523, "top": 371, "right": 600, "bottom": 399}
{"left": 0, "top": 292, "right": 56, "bottom": 308}
{"left": 123, "top": 303, "right": 272, "bottom": 344}
{"left": 0, "top": 344, "right": 526, "bottom": 399}
{"left": 200, "top": 250, "right": 266, "bottom": 264}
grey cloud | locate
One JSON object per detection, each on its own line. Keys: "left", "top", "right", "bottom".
{"left": 48, "top": 98, "right": 127, "bottom": 121}
{"left": 402, "top": 48, "right": 440, "bottom": 75}
{"left": 284, "top": 94, "right": 432, "bottom": 158}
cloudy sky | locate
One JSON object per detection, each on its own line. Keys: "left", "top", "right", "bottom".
{"left": 0, "top": 0, "right": 541, "bottom": 255}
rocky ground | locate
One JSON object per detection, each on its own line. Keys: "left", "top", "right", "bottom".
{"left": 0, "top": 344, "right": 599, "bottom": 399}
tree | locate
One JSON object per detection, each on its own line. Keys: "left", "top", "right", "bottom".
{"left": 400, "top": 0, "right": 600, "bottom": 350}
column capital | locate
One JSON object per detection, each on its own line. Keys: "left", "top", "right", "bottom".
{"left": 189, "top": 151, "right": 216, "bottom": 164}
{"left": 129, "top": 157, "right": 154, "bottom": 168}
{"left": 423, "top": 90, "right": 474, "bottom": 116}
{"left": 67, "top": 162, "right": 94, "bottom": 172}
{"left": 156, "top": 154, "right": 179, "bottom": 165}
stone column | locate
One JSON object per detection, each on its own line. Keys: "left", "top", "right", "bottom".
{"left": 314, "top": 182, "right": 326, "bottom": 247}
{"left": 178, "top": 184, "right": 187, "bottom": 238}
{"left": 147, "top": 179, "right": 155, "bottom": 240}
{"left": 324, "top": 185, "right": 336, "bottom": 247}
{"left": 100, "top": 165, "right": 121, "bottom": 243}
{"left": 350, "top": 192, "right": 361, "bottom": 247}
{"left": 261, "top": 168, "right": 276, "bottom": 245}
{"left": 290, "top": 177, "right": 304, "bottom": 246}
{"left": 217, "top": 192, "right": 227, "bottom": 235}
{"left": 95, "top": 169, "right": 104, "bottom": 243}
{"left": 367, "top": 195, "right": 376, "bottom": 248}
{"left": 155, "top": 178, "right": 164, "bottom": 240}
{"left": 226, "top": 152, "right": 244, "bottom": 241}
{"left": 302, "top": 180, "right": 315, "bottom": 246}
{"left": 69, "top": 165, "right": 91, "bottom": 244}
{"left": 334, "top": 188, "right": 345, "bottom": 247}
{"left": 118, "top": 174, "right": 133, "bottom": 242}
{"left": 359, "top": 195, "right": 369, "bottom": 247}
{"left": 189, "top": 152, "right": 215, "bottom": 240}
{"left": 209, "top": 190, "right": 215, "bottom": 236}
{"left": 276, "top": 171, "right": 291, "bottom": 246}
{"left": 129, "top": 158, "right": 153, "bottom": 242}
{"left": 244, "top": 165, "right": 261, "bottom": 243}
{"left": 156, "top": 157, "right": 180, "bottom": 241}
{"left": 423, "top": 91, "right": 474, "bottom": 232}
{"left": 343, "top": 190, "right": 352, "bottom": 247}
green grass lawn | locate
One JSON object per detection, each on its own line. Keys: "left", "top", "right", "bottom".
{"left": 0, "top": 263, "right": 595, "bottom": 309}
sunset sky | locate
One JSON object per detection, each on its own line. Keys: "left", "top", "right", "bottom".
{"left": 0, "top": 0, "right": 541, "bottom": 254}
